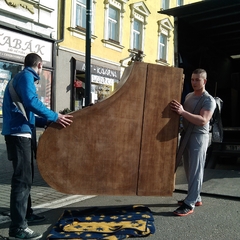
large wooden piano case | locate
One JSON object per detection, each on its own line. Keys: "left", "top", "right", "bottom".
{"left": 37, "top": 62, "right": 183, "bottom": 196}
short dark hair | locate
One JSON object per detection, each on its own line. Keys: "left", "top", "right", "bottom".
{"left": 192, "top": 68, "right": 207, "bottom": 78}
{"left": 24, "top": 53, "right": 42, "bottom": 68}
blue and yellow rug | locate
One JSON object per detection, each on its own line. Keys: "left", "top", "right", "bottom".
{"left": 48, "top": 205, "right": 155, "bottom": 239}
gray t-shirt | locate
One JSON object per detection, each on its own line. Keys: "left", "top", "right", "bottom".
{"left": 183, "top": 91, "right": 216, "bottom": 134}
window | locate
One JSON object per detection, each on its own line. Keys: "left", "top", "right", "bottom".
{"left": 159, "top": 34, "right": 167, "bottom": 60}
{"left": 0, "top": 62, "right": 22, "bottom": 116}
{"left": 133, "top": 20, "right": 142, "bottom": 50}
{"left": 157, "top": 18, "right": 173, "bottom": 65}
{"left": 177, "top": 0, "right": 183, "bottom": 6}
{"left": 108, "top": 6, "right": 119, "bottom": 41}
{"left": 76, "top": 0, "right": 86, "bottom": 29}
{"left": 0, "top": 61, "right": 52, "bottom": 115}
{"left": 70, "top": 0, "right": 96, "bottom": 40}
{"left": 103, "top": 0, "right": 128, "bottom": 51}
{"left": 162, "top": 0, "right": 169, "bottom": 10}
{"left": 73, "top": 59, "right": 121, "bottom": 109}
{"left": 129, "top": 2, "right": 150, "bottom": 52}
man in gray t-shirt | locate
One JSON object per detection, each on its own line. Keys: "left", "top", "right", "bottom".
{"left": 183, "top": 92, "right": 216, "bottom": 134}
{"left": 171, "top": 68, "right": 216, "bottom": 216}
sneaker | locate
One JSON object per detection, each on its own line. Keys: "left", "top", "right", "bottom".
{"left": 9, "top": 227, "right": 42, "bottom": 239}
{"left": 178, "top": 200, "right": 202, "bottom": 207}
{"left": 26, "top": 214, "right": 46, "bottom": 223}
{"left": 173, "top": 202, "right": 194, "bottom": 216}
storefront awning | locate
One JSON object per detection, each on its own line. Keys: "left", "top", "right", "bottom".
{"left": 158, "top": 0, "right": 240, "bottom": 57}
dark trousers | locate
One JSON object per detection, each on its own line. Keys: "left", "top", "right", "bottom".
{"left": 5, "top": 135, "right": 34, "bottom": 232}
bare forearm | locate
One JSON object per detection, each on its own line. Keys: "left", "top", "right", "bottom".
{"left": 171, "top": 99, "right": 212, "bottom": 126}
{"left": 181, "top": 110, "right": 207, "bottom": 126}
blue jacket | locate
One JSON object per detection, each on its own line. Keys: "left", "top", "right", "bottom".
{"left": 1, "top": 67, "right": 58, "bottom": 136}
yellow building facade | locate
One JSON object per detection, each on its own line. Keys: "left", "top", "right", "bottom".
{"left": 55, "top": 0, "right": 202, "bottom": 111}
{"left": 0, "top": 0, "right": 58, "bottom": 116}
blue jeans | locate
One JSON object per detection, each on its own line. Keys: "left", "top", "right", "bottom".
{"left": 5, "top": 135, "right": 34, "bottom": 232}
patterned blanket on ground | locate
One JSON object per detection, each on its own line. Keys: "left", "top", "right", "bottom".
{"left": 47, "top": 205, "right": 155, "bottom": 239}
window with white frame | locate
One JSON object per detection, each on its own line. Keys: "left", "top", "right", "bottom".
{"left": 108, "top": 6, "right": 119, "bottom": 42}
{"left": 133, "top": 19, "right": 142, "bottom": 50}
{"left": 177, "top": 0, "right": 183, "bottom": 6}
{"left": 129, "top": 2, "right": 150, "bottom": 52}
{"left": 70, "top": 0, "right": 96, "bottom": 40}
{"left": 159, "top": 33, "right": 167, "bottom": 61}
{"left": 76, "top": 0, "right": 86, "bottom": 29}
{"left": 103, "top": 0, "right": 128, "bottom": 51}
{"left": 157, "top": 18, "right": 173, "bottom": 65}
{"left": 162, "top": 0, "right": 169, "bottom": 10}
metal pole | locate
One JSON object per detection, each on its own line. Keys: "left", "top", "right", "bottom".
{"left": 85, "top": 0, "right": 92, "bottom": 106}
{"left": 173, "top": 17, "right": 179, "bottom": 68}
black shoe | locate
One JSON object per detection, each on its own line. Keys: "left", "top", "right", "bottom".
{"left": 173, "top": 202, "right": 193, "bottom": 216}
{"left": 26, "top": 214, "right": 46, "bottom": 223}
{"left": 9, "top": 227, "right": 42, "bottom": 239}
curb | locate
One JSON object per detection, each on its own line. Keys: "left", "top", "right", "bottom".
{"left": 0, "top": 195, "right": 96, "bottom": 225}
{"left": 33, "top": 195, "right": 96, "bottom": 213}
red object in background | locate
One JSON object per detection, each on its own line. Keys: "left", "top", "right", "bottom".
{"left": 74, "top": 80, "right": 82, "bottom": 88}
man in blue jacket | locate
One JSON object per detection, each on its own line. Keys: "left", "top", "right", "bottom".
{"left": 2, "top": 53, "right": 73, "bottom": 239}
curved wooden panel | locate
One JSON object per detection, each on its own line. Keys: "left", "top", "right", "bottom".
{"left": 37, "top": 62, "right": 148, "bottom": 195}
{"left": 37, "top": 62, "right": 183, "bottom": 196}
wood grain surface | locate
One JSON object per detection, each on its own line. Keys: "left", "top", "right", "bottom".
{"left": 37, "top": 62, "right": 183, "bottom": 196}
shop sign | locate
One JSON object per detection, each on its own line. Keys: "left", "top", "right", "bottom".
{"left": 0, "top": 28, "right": 53, "bottom": 68}
{"left": 92, "top": 74, "right": 114, "bottom": 86}
{"left": 76, "top": 61, "right": 120, "bottom": 80}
